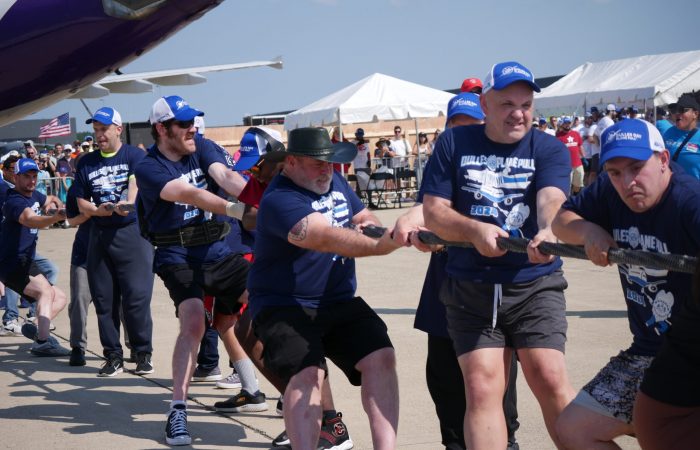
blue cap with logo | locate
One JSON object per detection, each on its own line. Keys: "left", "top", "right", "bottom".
{"left": 600, "top": 119, "right": 665, "bottom": 166}
{"left": 234, "top": 127, "right": 285, "bottom": 172}
{"left": 561, "top": 116, "right": 572, "bottom": 124}
{"left": 149, "top": 95, "right": 204, "bottom": 124}
{"left": 446, "top": 93, "right": 485, "bottom": 123}
{"left": 15, "top": 157, "right": 39, "bottom": 174}
{"left": 86, "top": 107, "right": 122, "bottom": 126}
{"left": 483, "top": 61, "right": 540, "bottom": 94}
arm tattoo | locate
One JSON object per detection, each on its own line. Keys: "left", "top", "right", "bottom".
{"left": 289, "top": 216, "right": 308, "bottom": 241}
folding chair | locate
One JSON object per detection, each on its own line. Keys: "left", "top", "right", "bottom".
{"left": 394, "top": 168, "right": 417, "bottom": 207}
{"left": 368, "top": 172, "right": 395, "bottom": 209}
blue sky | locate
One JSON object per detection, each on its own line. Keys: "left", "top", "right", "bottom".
{"left": 32, "top": 0, "right": 700, "bottom": 132}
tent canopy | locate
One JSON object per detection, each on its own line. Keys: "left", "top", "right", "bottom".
{"left": 284, "top": 73, "right": 454, "bottom": 130}
{"left": 535, "top": 50, "right": 700, "bottom": 116}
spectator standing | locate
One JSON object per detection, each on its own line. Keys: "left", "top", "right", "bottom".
{"left": 73, "top": 106, "right": 155, "bottom": 377}
{"left": 662, "top": 93, "right": 700, "bottom": 179}
{"left": 351, "top": 128, "right": 371, "bottom": 170}
{"left": 555, "top": 116, "right": 585, "bottom": 195}
{"left": 390, "top": 125, "right": 410, "bottom": 169}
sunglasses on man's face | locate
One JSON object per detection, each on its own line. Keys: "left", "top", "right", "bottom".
{"left": 172, "top": 119, "right": 195, "bottom": 129}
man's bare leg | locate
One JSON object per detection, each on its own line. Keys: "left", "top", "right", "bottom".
{"left": 284, "top": 366, "right": 324, "bottom": 449}
{"left": 172, "top": 298, "right": 206, "bottom": 401}
{"left": 356, "top": 347, "right": 399, "bottom": 450}
{"left": 458, "top": 347, "right": 509, "bottom": 450}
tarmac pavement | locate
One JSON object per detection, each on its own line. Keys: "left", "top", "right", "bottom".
{"left": 0, "top": 206, "right": 641, "bottom": 449}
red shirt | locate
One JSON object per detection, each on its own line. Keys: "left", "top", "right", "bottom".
{"left": 556, "top": 129, "right": 583, "bottom": 168}
{"left": 238, "top": 177, "right": 267, "bottom": 209}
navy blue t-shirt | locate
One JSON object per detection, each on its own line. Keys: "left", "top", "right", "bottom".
{"left": 421, "top": 125, "right": 570, "bottom": 283}
{"left": 563, "top": 170, "right": 700, "bottom": 356}
{"left": 248, "top": 171, "right": 364, "bottom": 316}
{"left": 135, "top": 136, "right": 232, "bottom": 268}
{"left": 65, "top": 185, "right": 92, "bottom": 268}
{"left": 0, "top": 179, "right": 12, "bottom": 225}
{"left": 72, "top": 144, "right": 145, "bottom": 228}
{"left": 206, "top": 139, "right": 253, "bottom": 256}
{"left": 0, "top": 189, "right": 47, "bottom": 268}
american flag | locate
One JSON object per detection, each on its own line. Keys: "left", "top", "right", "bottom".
{"left": 38, "top": 113, "right": 71, "bottom": 138}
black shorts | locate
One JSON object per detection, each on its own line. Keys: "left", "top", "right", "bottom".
{"left": 590, "top": 154, "right": 600, "bottom": 173}
{"left": 640, "top": 338, "right": 700, "bottom": 407}
{"left": 0, "top": 257, "right": 43, "bottom": 302}
{"left": 156, "top": 253, "right": 250, "bottom": 316}
{"left": 441, "top": 270, "right": 568, "bottom": 356}
{"left": 252, "top": 297, "right": 393, "bottom": 386}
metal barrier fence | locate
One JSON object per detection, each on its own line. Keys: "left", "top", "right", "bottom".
{"left": 37, "top": 176, "right": 73, "bottom": 199}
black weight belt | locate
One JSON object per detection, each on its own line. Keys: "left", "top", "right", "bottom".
{"left": 148, "top": 220, "right": 231, "bottom": 248}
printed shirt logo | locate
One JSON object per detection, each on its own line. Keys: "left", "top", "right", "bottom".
{"left": 460, "top": 154, "right": 534, "bottom": 236}
{"left": 88, "top": 163, "right": 130, "bottom": 204}
{"left": 614, "top": 226, "right": 673, "bottom": 335}
{"left": 175, "top": 168, "right": 209, "bottom": 221}
{"left": 29, "top": 200, "right": 41, "bottom": 234}
{"left": 312, "top": 189, "right": 351, "bottom": 262}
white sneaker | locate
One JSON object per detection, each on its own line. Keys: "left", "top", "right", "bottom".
{"left": 216, "top": 371, "right": 242, "bottom": 389}
{"left": 2, "top": 319, "right": 23, "bottom": 336}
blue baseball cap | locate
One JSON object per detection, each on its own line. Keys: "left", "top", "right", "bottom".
{"left": 483, "top": 61, "right": 540, "bottom": 94}
{"left": 561, "top": 116, "right": 572, "bottom": 124}
{"left": 86, "top": 107, "right": 122, "bottom": 126}
{"left": 234, "top": 127, "right": 285, "bottom": 172}
{"left": 15, "top": 157, "right": 39, "bottom": 174}
{"left": 446, "top": 93, "right": 485, "bottom": 123}
{"left": 589, "top": 106, "right": 600, "bottom": 114}
{"left": 600, "top": 119, "right": 665, "bottom": 166}
{"left": 149, "top": 95, "right": 204, "bottom": 124}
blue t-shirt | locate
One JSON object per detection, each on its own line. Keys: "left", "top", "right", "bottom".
{"left": 663, "top": 127, "right": 700, "bottom": 180}
{"left": 248, "top": 171, "right": 364, "bottom": 316}
{"left": 421, "top": 125, "right": 570, "bottom": 283}
{"left": 206, "top": 139, "right": 253, "bottom": 256}
{"left": 72, "top": 144, "right": 144, "bottom": 228}
{"left": 562, "top": 170, "right": 700, "bottom": 356}
{"left": 0, "top": 189, "right": 47, "bottom": 268}
{"left": 656, "top": 119, "right": 674, "bottom": 136}
{"left": 65, "top": 185, "right": 92, "bottom": 268}
{"left": 0, "top": 179, "right": 12, "bottom": 225}
{"left": 135, "top": 136, "right": 232, "bottom": 268}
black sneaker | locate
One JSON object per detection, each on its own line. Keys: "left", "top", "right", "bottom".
{"left": 214, "top": 390, "right": 268, "bottom": 413}
{"left": 318, "top": 412, "right": 353, "bottom": 450}
{"left": 271, "top": 429, "right": 290, "bottom": 447}
{"left": 69, "top": 347, "right": 86, "bottom": 366}
{"left": 134, "top": 352, "right": 154, "bottom": 375}
{"left": 98, "top": 355, "right": 123, "bottom": 377}
{"left": 165, "top": 404, "right": 191, "bottom": 446}
{"left": 191, "top": 365, "right": 222, "bottom": 382}
{"left": 276, "top": 397, "right": 284, "bottom": 416}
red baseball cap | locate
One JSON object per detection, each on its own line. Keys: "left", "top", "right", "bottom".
{"left": 460, "top": 78, "right": 483, "bottom": 93}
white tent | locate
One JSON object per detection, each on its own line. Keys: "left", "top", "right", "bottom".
{"left": 284, "top": 72, "right": 454, "bottom": 129}
{"left": 535, "top": 50, "right": 700, "bottom": 116}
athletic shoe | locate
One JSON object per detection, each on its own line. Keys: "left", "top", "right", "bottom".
{"left": 69, "top": 347, "right": 86, "bottom": 366}
{"left": 30, "top": 339, "right": 71, "bottom": 357}
{"left": 98, "top": 355, "right": 123, "bottom": 377}
{"left": 2, "top": 319, "right": 23, "bottom": 336}
{"left": 165, "top": 404, "right": 191, "bottom": 446}
{"left": 24, "top": 315, "right": 56, "bottom": 331}
{"left": 276, "top": 397, "right": 284, "bottom": 416}
{"left": 215, "top": 371, "right": 242, "bottom": 389}
{"left": 21, "top": 322, "right": 38, "bottom": 341}
{"left": 271, "top": 429, "right": 290, "bottom": 447}
{"left": 134, "top": 352, "right": 154, "bottom": 375}
{"left": 192, "top": 365, "right": 222, "bottom": 382}
{"left": 318, "top": 412, "right": 353, "bottom": 450}
{"left": 214, "top": 390, "right": 268, "bottom": 413}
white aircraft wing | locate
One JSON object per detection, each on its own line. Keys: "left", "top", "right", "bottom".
{"left": 69, "top": 56, "right": 283, "bottom": 98}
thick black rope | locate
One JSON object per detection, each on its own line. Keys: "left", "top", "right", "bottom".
{"left": 416, "top": 231, "right": 697, "bottom": 274}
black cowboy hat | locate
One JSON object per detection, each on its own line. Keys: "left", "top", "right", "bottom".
{"left": 283, "top": 127, "right": 357, "bottom": 163}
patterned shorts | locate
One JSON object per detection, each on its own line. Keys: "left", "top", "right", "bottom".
{"left": 573, "top": 350, "right": 653, "bottom": 423}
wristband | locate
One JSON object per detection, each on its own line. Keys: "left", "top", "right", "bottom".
{"left": 225, "top": 201, "right": 245, "bottom": 220}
